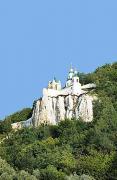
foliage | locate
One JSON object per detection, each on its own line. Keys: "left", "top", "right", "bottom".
{"left": 40, "top": 165, "right": 66, "bottom": 180}
{"left": 0, "top": 157, "right": 37, "bottom": 180}
{"left": 66, "top": 174, "right": 95, "bottom": 180}
{"left": 0, "top": 108, "right": 32, "bottom": 134}
{"left": 0, "top": 62, "right": 117, "bottom": 179}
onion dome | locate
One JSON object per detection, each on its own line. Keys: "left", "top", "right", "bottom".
{"left": 74, "top": 69, "right": 79, "bottom": 77}
{"left": 69, "top": 67, "right": 74, "bottom": 73}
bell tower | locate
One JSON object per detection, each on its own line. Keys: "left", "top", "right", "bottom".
{"left": 72, "top": 70, "right": 81, "bottom": 95}
{"left": 66, "top": 64, "right": 74, "bottom": 87}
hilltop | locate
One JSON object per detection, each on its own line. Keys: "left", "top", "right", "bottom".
{"left": 0, "top": 62, "right": 117, "bottom": 180}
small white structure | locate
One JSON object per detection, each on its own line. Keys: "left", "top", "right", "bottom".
{"left": 48, "top": 78, "right": 61, "bottom": 90}
{"left": 72, "top": 70, "right": 82, "bottom": 95}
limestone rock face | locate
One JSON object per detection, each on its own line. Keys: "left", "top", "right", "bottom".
{"left": 11, "top": 118, "right": 33, "bottom": 130}
{"left": 32, "top": 93, "right": 95, "bottom": 127}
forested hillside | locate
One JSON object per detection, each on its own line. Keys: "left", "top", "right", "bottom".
{"left": 0, "top": 62, "right": 117, "bottom": 180}
{"left": 0, "top": 108, "right": 32, "bottom": 134}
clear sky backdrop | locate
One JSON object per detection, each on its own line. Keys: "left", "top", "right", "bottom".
{"left": 0, "top": 0, "right": 117, "bottom": 119}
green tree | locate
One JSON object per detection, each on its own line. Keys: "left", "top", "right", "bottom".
{"left": 40, "top": 165, "right": 65, "bottom": 180}
{"left": 76, "top": 150, "right": 114, "bottom": 179}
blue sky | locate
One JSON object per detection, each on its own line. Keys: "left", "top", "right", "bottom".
{"left": 0, "top": 0, "right": 117, "bottom": 119}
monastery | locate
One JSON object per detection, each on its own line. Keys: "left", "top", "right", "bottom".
{"left": 11, "top": 66, "right": 96, "bottom": 129}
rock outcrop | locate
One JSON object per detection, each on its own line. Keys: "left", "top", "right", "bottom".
{"left": 32, "top": 93, "right": 95, "bottom": 127}
{"left": 11, "top": 118, "right": 33, "bottom": 130}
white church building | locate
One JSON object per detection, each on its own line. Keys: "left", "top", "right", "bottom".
{"left": 44, "top": 67, "right": 82, "bottom": 97}
{"left": 43, "top": 66, "right": 95, "bottom": 98}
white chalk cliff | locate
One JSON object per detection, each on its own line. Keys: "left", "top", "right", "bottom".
{"left": 11, "top": 67, "right": 96, "bottom": 129}
{"left": 32, "top": 93, "right": 95, "bottom": 127}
